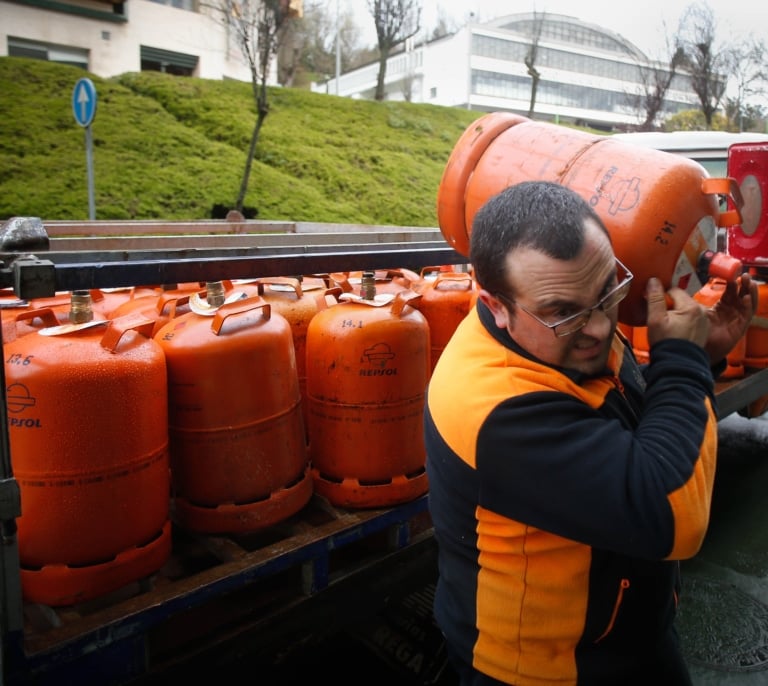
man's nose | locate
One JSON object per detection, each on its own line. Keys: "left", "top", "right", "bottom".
{"left": 581, "top": 305, "right": 613, "bottom": 337}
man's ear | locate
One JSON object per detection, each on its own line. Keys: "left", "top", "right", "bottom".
{"left": 478, "top": 290, "right": 513, "bottom": 330}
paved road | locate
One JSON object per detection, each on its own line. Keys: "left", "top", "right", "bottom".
{"left": 356, "top": 412, "right": 768, "bottom": 686}
{"left": 679, "top": 411, "right": 768, "bottom": 685}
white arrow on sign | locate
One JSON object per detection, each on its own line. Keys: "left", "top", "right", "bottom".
{"left": 72, "top": 77, "right": 96, "bottom": 128}
{"left": 76, "top": 82, "right": 91, "bottom": 124}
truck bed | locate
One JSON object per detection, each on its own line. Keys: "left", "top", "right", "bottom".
{"left": 6, "top": 494, "right": 435, "bottom": 685}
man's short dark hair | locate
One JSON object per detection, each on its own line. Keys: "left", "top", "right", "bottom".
{"left": 469, "top": 181, "right": 610, "bottom": 297}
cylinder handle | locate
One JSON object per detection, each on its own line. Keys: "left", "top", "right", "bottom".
{"left": 701, "top": 177, "right": 744, "bottom": 227}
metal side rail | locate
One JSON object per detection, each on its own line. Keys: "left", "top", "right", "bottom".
{"left": 0, "top": 245, "right": 466, "bottom": 301}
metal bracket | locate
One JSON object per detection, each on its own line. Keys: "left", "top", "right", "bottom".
{"left": 10, "top": 256, "right": 57, "bottom": 300}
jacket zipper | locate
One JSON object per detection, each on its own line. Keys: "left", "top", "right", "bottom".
{"left": 594, "top": 578, "right": 630, "bottom": 643}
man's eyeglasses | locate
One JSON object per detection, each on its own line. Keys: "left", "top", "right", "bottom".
{"left": 495, "top": 257, "right": 634, "bottom": 337}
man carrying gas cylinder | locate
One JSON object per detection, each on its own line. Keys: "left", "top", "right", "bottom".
{"left": 425, "top": 180, "right": 756, "bottom": 686}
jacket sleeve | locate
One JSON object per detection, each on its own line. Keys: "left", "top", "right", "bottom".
{"left": 476, "top": 339, "right": 717, "bottom": 560}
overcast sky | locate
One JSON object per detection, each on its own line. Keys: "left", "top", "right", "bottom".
{"left": 348, "top": 0, "right": 768, "bottom": 58}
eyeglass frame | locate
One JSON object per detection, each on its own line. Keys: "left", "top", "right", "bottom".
{"left": 494, "top": 257, "right": 634, "bottom": 338}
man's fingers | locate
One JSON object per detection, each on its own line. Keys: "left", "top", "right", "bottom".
{"left": 645, "top": 277, "right": 668, "bottom": 321}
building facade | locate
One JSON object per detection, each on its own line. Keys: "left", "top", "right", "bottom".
{"left": 313, "top": 13, "right": 699, "bottom": 132}
{"left": 1, "top": 0, "right": 258, "bottom": 81}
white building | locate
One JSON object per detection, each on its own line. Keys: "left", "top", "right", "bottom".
{"left": 1, "top": 0, "right": 262, "bottom": 81}
{"left": 313, "top": 13, "right": 699, "bottom": 132}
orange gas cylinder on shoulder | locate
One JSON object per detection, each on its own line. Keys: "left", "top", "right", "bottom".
{"left": 437, "top": 112, "right": 744, "bottom": 326}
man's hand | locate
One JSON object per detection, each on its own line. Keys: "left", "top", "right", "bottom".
{"left": 703, "top": 272, "right": 757, "bottom": 365}
{"left": 645, "top": 277, "right": 709, "bottom": 349}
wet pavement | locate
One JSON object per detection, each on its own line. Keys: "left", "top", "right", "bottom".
{"left": 678, "top": 411, "right": 768, "bottom": 685}
{"left": 278, "top": 411, "right": 768, "bottom": 686}
{"left": 278, "top": 410, "right": 768, "bottom": 686}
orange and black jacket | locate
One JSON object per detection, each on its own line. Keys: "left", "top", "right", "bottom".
{"left": 424, "top": 301, "right": 719, "bottom": 686}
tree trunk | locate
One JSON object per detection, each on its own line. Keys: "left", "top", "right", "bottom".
{"left": 234, "top": 110, "right": 267, "bottom": 213}
{"left": 527, "top": 71, "right": 539, "bottom": 118}
{"left": 375, "top": 51, "right": 388, "bottom": 101}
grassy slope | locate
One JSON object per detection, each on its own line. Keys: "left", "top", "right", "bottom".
{"left": 0, "top": 57, "right": 483, "bottom": 225}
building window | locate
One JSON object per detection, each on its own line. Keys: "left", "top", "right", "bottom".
{"left": 7, "top": 37, "right": 88, "bottom": 70}
{"left": 430, "top": 86, "right": 437, "bottom": 99}
{"left": 140, "top": 46, "right": 198, "bottom": 76}
{"left": 148, "top": 0, "right": 196, "bottom": 10}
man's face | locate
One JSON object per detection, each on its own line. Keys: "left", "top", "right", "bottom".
{"left": 479, "top": 219, "right": 620, "bottom": 376}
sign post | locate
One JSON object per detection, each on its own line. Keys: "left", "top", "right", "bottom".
{"left": 72, "top": 78, "right": 97, "bottom": 220}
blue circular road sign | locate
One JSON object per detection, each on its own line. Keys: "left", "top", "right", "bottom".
{"left": 72, "top": 77, "right": 97, "bottom": 127}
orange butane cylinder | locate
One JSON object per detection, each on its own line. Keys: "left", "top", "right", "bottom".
{"left": 155, "top": 286, "right": 312, "bottom": 534}
{"left": 330, "top": 269, "right": 422, "bottom": 295}
{"left": 305, "top": 277, "right": 430, "bottom": 508}
{"left": 437, "top": 112, "right": 743, "bottom": 326}
{"left": 89, "top": 287, "right": 159, "bottom": 318}
{"left": 5, "top": 313, "right": 171, "bottom": 606}
{"left": 411, "top": 271, "right": 476, "bottom": 373}
{"left": 249, "top": 277, "right": 334, "bottom": 442}
{"left": 745, "top": 280, "right": 768, "bottom": 369}
{"left": 1, "top": 290, "right": 106, "bottom": 342}
{"left": 1, "top": 290, "right": 70, "bottom": 342}
{"left": 109, "top": 290, "right": 199, "bottom": 337}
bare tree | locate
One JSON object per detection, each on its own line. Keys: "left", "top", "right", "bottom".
{"left": 727, "top": 37, "right": 768, "bottom": 131}
{"left": 677, "top": 1, "right": 730, "bottom": 127}
{"left": 277, "top": 16, "right": 300, "bottom": 86}
{"left": 206, "top": 0, "right": 302, "bottom": 214}
{"left": 634, "top": 43, "right": 686, "bottom": 131}
{"left": 368, "top": 0, "right": 422, "bottom": 101}
{"left": 290, "top": 1, "right": 363, "bottom": 87}
{"left": 523, "top": 11, "right": 545, "bottom": 119}
{"left": 429, "top": 5, "right": 457, "bottom": 40}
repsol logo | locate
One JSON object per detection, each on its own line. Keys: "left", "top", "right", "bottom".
{"left": 9, "top": 417, "right": 42, "bottom": 428}
{"left": 359, "top": 368, "right": 398, "bottom": 376}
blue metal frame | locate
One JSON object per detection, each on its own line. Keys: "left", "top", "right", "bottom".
{"left": 5, "top": 495, "right": 430, "bottom": 685}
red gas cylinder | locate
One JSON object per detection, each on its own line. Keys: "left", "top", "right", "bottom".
{"left": 437, "top": 112, "right": 743, "bottom": 326}
{"left": 411, "top": 270, "right": 476, "bottom": 373}
{"left": 154, "top": 283, "right": 312, "bottom": 534}
{"left": 5, "top": 312, "right": 171, "bottom": 606}
{"left": 305, "top": 274, "right": 430, "bottom": 508}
